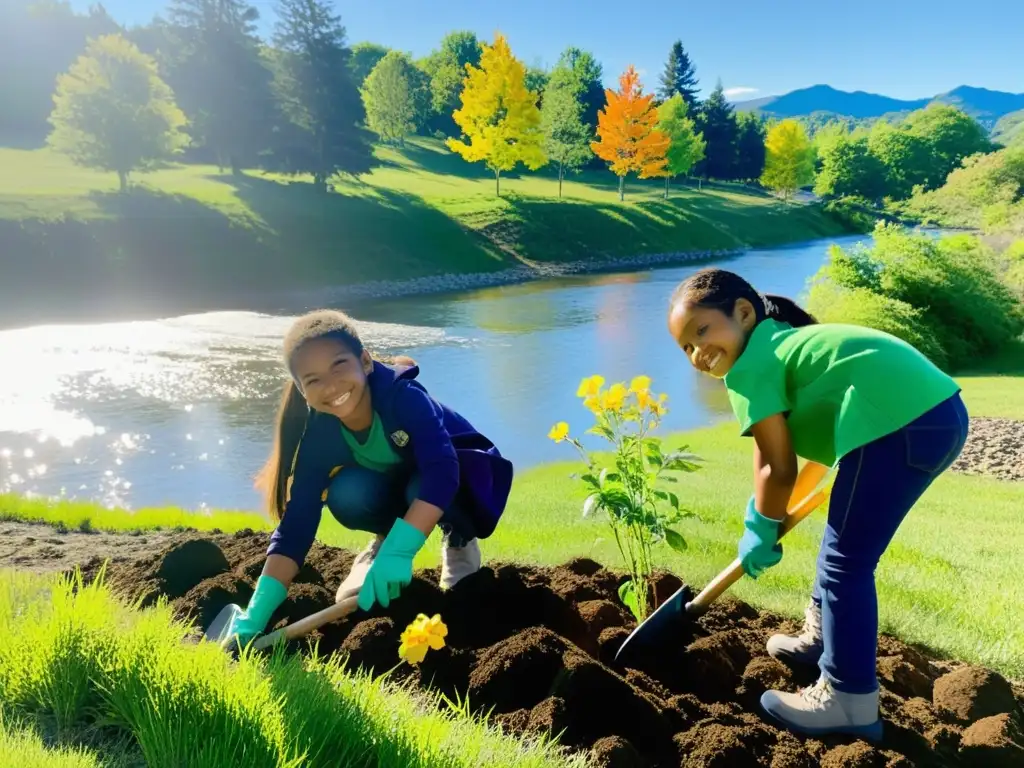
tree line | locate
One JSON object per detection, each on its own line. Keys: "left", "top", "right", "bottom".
{"left": 3, "top": 0, "right": 999, "bottom": 202}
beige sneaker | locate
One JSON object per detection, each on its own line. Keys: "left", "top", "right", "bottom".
{"left": 336, "top": 536, "right": 384, "bottom": 603}
{"left": 761, "top": 676, "right": 882, "bottom": 741}
{"left": 440, "top": 538, "right": 481, "bottom": 590}
{"left": 766, "top": 598, "right": 823, "bottom": 666}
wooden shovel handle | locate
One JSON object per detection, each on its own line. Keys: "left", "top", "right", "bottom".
{"left": 687, "top": 464, "right": 832, "bottom": 613}
{"left": 252, "top": 596, "right": 360, "bottom": 651}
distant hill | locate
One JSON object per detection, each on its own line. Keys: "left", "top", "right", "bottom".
{"left": 992, "top": 109, "right": 1024, "bottom": 146}
{"left": 736, "top": 84, "right": 1024, "bottom": 131}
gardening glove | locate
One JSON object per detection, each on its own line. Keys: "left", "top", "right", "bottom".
{"left": 738, "top": 497, "right": 783, "bottom": 579}
{"left": 222, "top": 574, "right": 288, "bottom": 650}
{"left": 357, "top": 518, "right": 427, "bottom": 611}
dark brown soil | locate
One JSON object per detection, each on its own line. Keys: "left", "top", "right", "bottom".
{"left": 950, "top": 417, "right": 1024, "bottom": 482}
{"left": 45, "top": 527, "right": 1024, "bottom": 767}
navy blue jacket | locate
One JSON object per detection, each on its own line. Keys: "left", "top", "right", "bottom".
{"left": 267, "top": 362, "right": 513, "bottom": 566}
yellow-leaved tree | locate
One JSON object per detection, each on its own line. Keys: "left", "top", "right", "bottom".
{"left": 446, "top": 33, "right": 546, "bottom": 196}
{"left": 761, "top": 119, "right": 815, "bottom": 201}
{"left": 591, "top": 65, "right": 669, "bottom": 201}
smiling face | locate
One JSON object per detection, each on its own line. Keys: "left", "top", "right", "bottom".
{"left": 291, "top": 336, "right": 374, "bottom": 427}
{"left": 668, "top": 298, "right": 757, "bottom": 379}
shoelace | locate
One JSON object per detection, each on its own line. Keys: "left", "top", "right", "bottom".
{"left": 802, "top": 678, "right": 834, "bottom": 707}
{"left": 804, "top": 601, "right": 822, "bottom": 637}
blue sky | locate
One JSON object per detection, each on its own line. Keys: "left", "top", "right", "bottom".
{"left": 76, "top": 0, "right": 1022, "bottom": 101}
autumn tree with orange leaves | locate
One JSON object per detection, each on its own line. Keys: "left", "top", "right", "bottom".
{"left": 591, "top": 66, "right": 669, "bottom": 201}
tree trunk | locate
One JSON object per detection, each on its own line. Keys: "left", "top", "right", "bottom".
{"left": 495, "top": 170, "right": 500, "bottom": 197}
{"left": 558, "top": 163, "right": 564, "bottom": 198}
{"left": 618, "top": 174, "right": 624, "bottom": 202}
{"left": 698, "top": 177, "right": 703, "bottom": 192}
{"left": 118, "top": 170, "right": 128, "bottom": 193}
{"left": 664, "top": 176, "right": 670, "bottom": 199}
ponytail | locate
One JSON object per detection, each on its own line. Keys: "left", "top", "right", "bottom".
{"left": 255, "top": 380, "right": 310, "bottom": 523}
{"left": 763, "top": 294, "right": 817, "bottom": 327}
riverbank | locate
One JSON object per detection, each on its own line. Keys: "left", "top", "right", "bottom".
{"left": 0, "top": 140, "right": 858, "bottom": 326}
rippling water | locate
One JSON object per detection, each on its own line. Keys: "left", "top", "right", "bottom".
{"left": 0, "top": 234, "right": 870, "bottom": 511}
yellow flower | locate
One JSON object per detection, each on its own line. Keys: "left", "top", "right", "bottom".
{"left": 583, "top": 396, "right": 602, "bottom": 414}
{"left": 650, "top": 393, "right": 668, "bottom": 417}
{"left": 398, "top": 613, "right": 448, "bottom": 665}
{"left": 629, "top": 375, "right": 652, "bottom": 394}
{"left": 601, "top": 383, "right": 628, "bottom": 412}
{"left": 576, "top": 375, "right": 605, "bottom": 399}
{"left": 548, "top": 421, "right": 570, "bottom": 443}
{"left": 635, "top": 389, "right": 653, "bottom": 411}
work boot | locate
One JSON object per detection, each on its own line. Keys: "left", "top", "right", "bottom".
{"left": 336, "top": 535, "right": 384, "bottom": 603}
{"left": 440, "top": 538, "right": 481, "bottom": 590}
{"left": 761, "top": 676, "right": 883, "bottom": 741}
{"left": 767, "top": 599, "right": 823, "bottom": 666}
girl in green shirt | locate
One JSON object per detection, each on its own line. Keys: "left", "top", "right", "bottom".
{"left": 667, "top": 268, "right": 968, "bottom": 741}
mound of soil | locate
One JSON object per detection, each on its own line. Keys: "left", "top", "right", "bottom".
{"left": 950, "top": 417, "right": 1024, "bottom": 482}
{"left": 71, "top": 530, "right": 1024, "bottom": 767}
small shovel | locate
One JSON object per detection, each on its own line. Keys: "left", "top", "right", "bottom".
{"left": 614, "top": 464, "right": 832, "bottom": 665}
{"left": 204, "top": 595, "right": 360, "bottom": 652}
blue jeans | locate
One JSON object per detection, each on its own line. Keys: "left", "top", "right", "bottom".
{"left": 324, "top": 466, "right": 476, "bottom": 547}
{"left": 812, "top": 393, "right": 969, "bottom": 694}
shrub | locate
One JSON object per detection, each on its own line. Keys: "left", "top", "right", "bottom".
{"left": 808, "top": 223, "right": 1024, "bottom": 370}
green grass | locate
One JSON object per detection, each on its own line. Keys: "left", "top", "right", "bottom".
{"left": 0, "top": 711, "right": 101, "bottom": 768}
{"left": 0, "top": 140, "right": 855, "bottom": 321}
{"left": 955, "top": 340, "right": 1024, "bottom": 419}
{"left": 0, "top": 570, "right": 585, "bottom": 768}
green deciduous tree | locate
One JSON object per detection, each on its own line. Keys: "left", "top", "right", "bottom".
{"left": 814, "top": 132, "right": 887, "bottom": 200}
{"left": 903, "top": 104, "right": 993, "bottom": 188}
{"left": 348, "top": 41, "right": 389, "bottom": 86}
{"left": 656, "top": 94, "right": 705, "bottom": 197}
{"left": 541, "top": 64, "right": 592, "bottom": 197}
{"left": 447, "top": 33, "right": 546, "bottom": 196}
{"left": 695, "top": 81, "right": 738, "bottom": 180}
{"left": 48, "top": 34, "right": 188, "bottom": 192}
{"left": 760, "top": 119, "right": 814, "bottom": 200}
{"left": 553, "top": 47, "right": 605, "bottom": 136}
{"left": 867, "top": 120, "right": 932, "bottom": 199}
{"left": 270, "top": 0, "right": 374, "bottom": 190}
{"left": 361, "top": 51, "right": 429, "bottom": 143}
{"left": 657, "top": 40, "right": 699, "bottom": 109}
{"left": 420, "top": 30, "right": 481, "bottom": 136}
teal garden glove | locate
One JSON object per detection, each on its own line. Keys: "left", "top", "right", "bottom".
{"left": 738, "top": 497, "right": 783, "bottom": 578}
{"left": 357, "top": 518, "right": 427, "bottom": 611}
{"left": 222, "top": 574, "right": 288, "bottom": 649}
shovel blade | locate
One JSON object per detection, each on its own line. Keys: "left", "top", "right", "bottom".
{"left": 614, "top": 585, "right": 692, "bottom": 665}
{"left": 204, "top": 603, "right": 244, "bottom": 645}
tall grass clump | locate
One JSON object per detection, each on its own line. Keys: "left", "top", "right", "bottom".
{"left": 0, "top": 569, "right": 583, "bottom": 768}
{"left": 0, "top": 710, "right": 101, "bottom": 768}
{"left": 808, "top": 223, "right": 1024, "bottom": 370}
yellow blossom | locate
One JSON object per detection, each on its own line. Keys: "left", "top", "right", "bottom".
{"left": 601, "top": 382, "right": 628, "bottom": 412}
{"left": 635, "top": 389, "right": 653, "bottom": 411}
{"left": 583, "top": 395, "right": 601, "bottom": 414}
{"left": 548, "top": 421, "right": 570, "bottom": 443}
{"left": 629, "top": 375, "right": 652, "bottom": 393}
{"left": 650, "top": 393, "right": 668, "bottom": 417}
{"left": 576, "top": 375, "right": 605, "bottom": 399}
{"left": 398, "top": 613, "right": 448, "bottom": 665}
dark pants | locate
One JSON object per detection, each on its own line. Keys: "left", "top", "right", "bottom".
{"left": 324, "top": 466, "right": 477, "bottom": 547}
{"left": 812, "top": 393, "right": 969, "bottom": 694}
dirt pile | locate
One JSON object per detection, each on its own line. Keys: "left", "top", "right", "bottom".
{"left": 74, "top": 530, "right": 1024, "bottom": 767}
{"left": 950, "top": 417, "right": 1024, "bottom": 482}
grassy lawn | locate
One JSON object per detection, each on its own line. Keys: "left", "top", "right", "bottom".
{"left": 0, "top": 571, "right": 583, "bottom": 768}
{"left": 0, "top": 140, "right": 854, "bottom": 323}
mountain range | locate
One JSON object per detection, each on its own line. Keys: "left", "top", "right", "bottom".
{"left": 734, "top": 85, "right": 1024, "bottom": 132}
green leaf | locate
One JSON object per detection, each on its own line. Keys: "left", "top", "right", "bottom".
{"left": 618, "top": 580, "right": 642, "bottom": 622}
{"left": 665, "top": 528, "right": 688, "bottom": 553}
{"left": 652, "top": 489, "right": 669, "bottom": 501}
{"left": 580, "top": 473, "right": 599, "bottom": 488}
{"left": 668, "top": 492, "right": 680, "bottom": 510}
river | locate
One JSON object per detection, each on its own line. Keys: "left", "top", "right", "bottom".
{"left": 0, "top": 233, "right": 871, "bottom": 512}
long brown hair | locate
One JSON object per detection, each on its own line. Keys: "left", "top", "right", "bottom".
{"left": 670, "top": 268, "right": 817, "bottom": 328}
{"left": 255, "top": 309, "right": 415, "bottom": 522}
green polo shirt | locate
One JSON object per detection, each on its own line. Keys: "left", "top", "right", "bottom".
{"left": 723, "top": 319, "right": 961, "bottom": 467}
{"left": 341, "top": 413, "right": 402, "bottom": 473}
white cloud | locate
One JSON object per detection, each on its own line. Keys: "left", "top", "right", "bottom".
{"left": 723, "top": 86, "right": 759, "bottom": 100}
